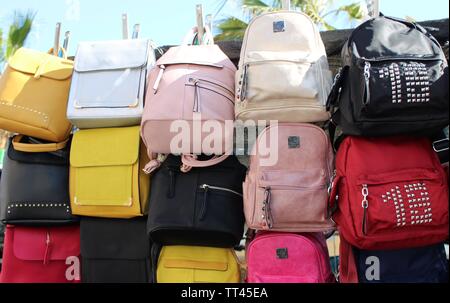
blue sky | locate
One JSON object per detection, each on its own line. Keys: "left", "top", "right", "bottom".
{"left": 0, "top": 0, "right": 449, "bottom": 56}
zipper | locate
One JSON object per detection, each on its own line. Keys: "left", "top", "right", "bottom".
{"left": 198, "top": 184, "right": 242, "bottom": 221}
{"left": 43, "top": 231, "right": 51, "bottom": 265}
{"left": 167, "top": 169, "right": 177, "bottom": 198}
{"left": 328, "top": 170, "right": 337, "bottom": 194}
{"left": 363, "top": 62, "right": 371, "bottom": 105}
{"left": 262, "top": 187, "right": 273, "bottom": 229}
{"left": 188, "top": 77, "right": 235, "bottom": 112}
{"left": 361, "top": 184, "right": 369, "bottom": 235}
{"left": 199, "top": 184, "right": 242, "bottom": 197}
{"left": 153, "top": 65, "right": 166, "bottom": 94}
{"left": 188, "top": 77, "right": 234, "bottom": 96}
{"left": 360, "top": 56, "right": 441, "bottom": 63}
{"left": 240, "top": 64, "right": 249, "bottom": 101}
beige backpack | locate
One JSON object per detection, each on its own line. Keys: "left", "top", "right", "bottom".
{"left": 235, "top": 11, "right": 332, "bottom": 123}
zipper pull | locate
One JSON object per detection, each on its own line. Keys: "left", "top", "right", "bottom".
{"left": 361, "top": 184, "right": 369, "bottom": 235}
{"left": 262, "top": 187, "right": 273, "bottom": 229}
{"left": 364, "top": 62, "right": 371, "bottom": 104}
{"left": 240, "top": 64, "right": 249, "bottom": 102}
{"left": 199, "top": 184, "right": 209, "bottom": 220}
{"left": 192, "top": 78, "right": 201, "bottom": 113}
{"left": 328, "top": 169, "right": 337, "bottom": 194}
{"left": 153, "top": 65, "right": 166, "bottom": 94}
{"left": 43, "top": 231, "right": 51, "bottom": 265}
{"left": 167, "top": 169, "right": 176, "bottom": 199}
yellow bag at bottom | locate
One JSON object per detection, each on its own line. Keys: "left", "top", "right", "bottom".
{"left": 157, "top": 246, "right": 241, "bottom": 283}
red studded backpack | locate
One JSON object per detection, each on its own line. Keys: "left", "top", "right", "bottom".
{"left": 329, "top": 136, "right": 449, "bottom": 250}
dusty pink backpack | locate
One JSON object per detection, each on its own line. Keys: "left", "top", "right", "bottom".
{"left": 140, "top": 34, "right": 236, "bottom": 172}
{"left": 243, "top": 123, "right": 335, "bottom": 232}
{"left": 246, "top": 232, "right": 335, "bottom": 283}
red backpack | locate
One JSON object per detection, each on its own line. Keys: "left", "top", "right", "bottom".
{"left": 0, "top": 225, "right": 80, "bottom": 283}
{"left": 329, "top": 136, "right": 449, "bottom": 250}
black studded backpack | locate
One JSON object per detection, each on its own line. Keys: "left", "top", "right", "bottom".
{"left": 327, "top": 15, "right": 449, "bottom": 137}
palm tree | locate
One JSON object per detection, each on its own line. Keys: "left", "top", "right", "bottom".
{"left": 0, "top": 11, "right": 35, "bottom": 158}
{"left": 215, "top": 0, "right": 365, "bottom": 41}
{"left": 0, "top": 10, "right": 35, "bottom": 64}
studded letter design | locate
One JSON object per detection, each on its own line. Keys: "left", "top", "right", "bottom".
{"left": 381, "top": 182, "right": 432, "bottom": 228}
{"left": 378, "top": 62, "right": 430, "bottom": 104}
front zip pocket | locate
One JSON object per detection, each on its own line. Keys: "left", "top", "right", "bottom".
{"left": 242, "top": 59, "right": 323, "bottom": 105}
{"left": 359, "top": 59, "right": 447, "bottom": 119}
{"left": 255, "top": 169, "right": 330, "bottom": 230}
{"left": 185, "top": 77, "right": 235, "bottom": 113}
{"left": 354, "top": 168, "right": 446, "bottom": 237}
{"left": 198, "top": 184, "right": 243, "bottom": 220}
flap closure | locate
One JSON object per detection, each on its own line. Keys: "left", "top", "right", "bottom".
{"left": 7, "top": 48, "right": 73, "bottom": 80}
{"left": 12, "top": 225, "right": 80, "bottom": 261}
{"left": 70, "top": 126, "right": 140, "bottom": 168}
{"left": 157, "top": 45, "right": 236, "bottom": 71}
{"left": 80, "top": 217, "right": 149, "bottom": 259}
{"left": 74, "top": 39, "right": 150, "bottom": 72}
{"left": 163, "top": 259, "right": 228, "bottom": 271}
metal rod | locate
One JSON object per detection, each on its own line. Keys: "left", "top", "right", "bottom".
{"left": 122, "top": 13, "right": 129, "bottom": 39}
{"left": 281, "top": 0, "right": 291, "bottom": 11}
{"left": 196, "top": 4, "right": 204, "bottom": 45}
{"left": 53, "top": 22, "right": 61, "bottom": 56}
{"left": 63, "top": 31, "right": 70, "bottom": 50}
{"left": 132, "top": 24, "right": 140, "bottom": 39}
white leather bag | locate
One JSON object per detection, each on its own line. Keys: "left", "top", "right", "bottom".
{"left": 67, "top": 39, "right": 155, "bottom": 129}
{"left": 235, "top": 11, "right": 332, "bottom": 123}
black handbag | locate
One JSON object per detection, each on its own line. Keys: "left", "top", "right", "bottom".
{"left": 80, "top": 217, "right": 151, "bottom": 283}
{"left": 147, "top": 155, "right": 246, "bottom": 248}
{"left": 327, "top": 15, "right": 449, "bottom": 137}
{"left": 0, "top": 136, "right": 77, "bottom": 225}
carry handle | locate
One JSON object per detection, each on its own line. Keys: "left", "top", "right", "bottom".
{"left": 47, "top": 47, "right": 67, "bottom": 59}
{"left": 180, "top": 154, "right": 228, "bottom": 172}
{"left": 12, "top": 135, "right": 69, "bottom": 153}
{"left": 182, "top": 25, "right": 214, "bottom": 46}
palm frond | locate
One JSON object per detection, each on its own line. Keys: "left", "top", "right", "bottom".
{"left": 215, "top": 17, "right": 249, "bottom": 41}
{"left": 5, "top": 10, "right": 35, "bottom": 59}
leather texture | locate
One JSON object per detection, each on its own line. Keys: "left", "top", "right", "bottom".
{"left": 67, "top": 39, "right": 155, "bottom": 129}
{"left": 155, "top": 246, "right": 240, "bottom": 283}
{"left": 246, "top": 232, "right": 335, "bottom": 283}
{"left": 0, "top": 48, "right": 73, "bottom": 142}
{"left": 330, "top": 136, "right": 449, "bottom": 250}
{"left": 0, "top": 225, "right": 80, "bottom": 283}
{"left": 328, "top": 16, "right": 449, "bottom": 137}
{"left": 0, "top": 136, "right": 78, "bottom": 226}
{"left": 235, "top": 11, "right": 332, "bottom": 123}
{"left": 141, "top": 44, "right": 236, "bottom": 155}
{"left": 80, "top": 217, "right": 151, "bottom": 283}
{"left": 244, "top": 123, "right": 335, "bottom": 232}
{"left": 69, "top": 126, "right": 150, "bottom": 218}
{"left": 147, "top": 155, "right": 246, "bottom": 248}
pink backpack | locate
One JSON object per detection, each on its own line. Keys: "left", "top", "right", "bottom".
{"left": 246, "top": 232, "right": 335, "bottom": 283}
{"left": 243, "top": 123, "right": 335, "bottom": 232}
{"left": 140, "top": 40, "right": 236, "bottom": 172}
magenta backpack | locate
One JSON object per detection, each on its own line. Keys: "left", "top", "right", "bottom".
{"left": 246, "top": 232, "right": 335, "bottom": 283}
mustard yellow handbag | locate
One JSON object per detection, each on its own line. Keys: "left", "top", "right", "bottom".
{"left": 0, "top": 47, "right": 73, "bottom": 142}
{"left": 156, "top": 246, "right": 241, "bottom": 283}
{"left": 69, "top": 126, "right": 150, "bottom": 218}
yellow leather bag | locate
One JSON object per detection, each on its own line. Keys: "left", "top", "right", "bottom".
{"left": 0, "top": 47, "right": 73, "bottom": 142}
{"left": 69, "top": 126, "right": 150, "bottom": 218}
{"left": 156, "top": 246, "right": 241, "bottom": 283}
